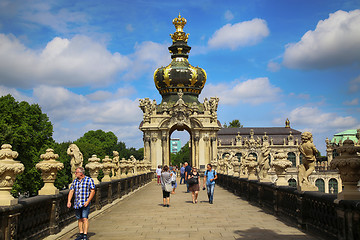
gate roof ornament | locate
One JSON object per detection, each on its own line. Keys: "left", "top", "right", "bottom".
{"left": 154, "top": 14, "right": 207, "bottom": 104}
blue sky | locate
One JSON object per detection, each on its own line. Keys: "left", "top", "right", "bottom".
{"left": 0, "top": 0, "right": 359, "bottom": 154}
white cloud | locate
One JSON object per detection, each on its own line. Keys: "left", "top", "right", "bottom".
{"left": 267, "top": 60, "right": 281, "bottom": 72}
{"left": 208, "top": 18, "right": 270, "bottom": 50}
{"left": 123, "top": 41, "right": 171, "bottom": 80}
{"left": 0, "top": 34, "right": 130, "bottom": 88}
{"left": 343, "top": 98, "right": 359, "bottom": 106}
{"left": 0, "top": 85, "right": 33, "bottom": 103}
{"left": 224, "top": 10, "right": 234, "bottom": 21}
{"left": 126, "top": 24, "right": 134, "bottom": 32}
{"left": 201, "top": 77, "right": 281, "bottom": 105}
{"left": 283, "top": 10, "right": 360, "bottom": 69}
{"left": 349, "top": 75, "right": 360, "bottom": 93}
{"left": 274, "top": 106, "right": 358, "bottom": 133}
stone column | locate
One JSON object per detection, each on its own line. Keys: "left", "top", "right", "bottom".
{"left": 194, "top": 132, "right": 200, "bottom": 168}
{"left": 150, "top": 132, "right": 158, "bottom": 170}
{"left": 272, "top": 150, "right": 292, "bottom": 186}
{"left": 0, "top": 144, "right": 25, "bottom": 206}
{"left": 143, "top": 133, "right": 151, "bottom": 164}
{"left": 36, "top": 149, "right": 64, "bottom": 195}
{"left": 102, "top": 156, "right": 114, "bottom": 182}
{"left": 161, "top": 131, "right": 169, "bottom": 166}
{"left": 85, "top": 155, "right": 103, "bottom": 184}
{"left": 330, "top": 139, "right": 360, "bottom": 200}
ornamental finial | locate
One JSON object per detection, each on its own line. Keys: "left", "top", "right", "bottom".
{"left": 170, "top": 13, "right": 189, "bottom": 42}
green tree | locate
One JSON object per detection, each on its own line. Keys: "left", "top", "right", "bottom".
{"left": 171, "top": 142, "right": 190, "bottom": 167}
{"left": 223, "top": 119, "right": 243, "bottom": 128}
{"left": 0, "top": 95, "right": 54, "bottom": 196}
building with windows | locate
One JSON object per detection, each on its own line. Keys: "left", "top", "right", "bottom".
{"left": 217, "top": 119, "right": 342, "bottom": 194}
{"left": 170, "top": 138, "right": 181, "bottom": 154}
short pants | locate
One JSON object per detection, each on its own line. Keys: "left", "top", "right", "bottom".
{"left": 75, "top": 204, "right": 91, "bottom": 219}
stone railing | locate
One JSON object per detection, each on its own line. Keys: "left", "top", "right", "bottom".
{"left": 217, "top": 174, "right": 360, "bottom": 240}
{"left": 0, "top": 172, "right": 153, "bottom": 240}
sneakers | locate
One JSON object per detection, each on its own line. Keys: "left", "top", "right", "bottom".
{"left": 83, "top": 234, "right": 88, "bottom": 240}
{"left": 75, "top": 233, "right": 84, "bottom": 240}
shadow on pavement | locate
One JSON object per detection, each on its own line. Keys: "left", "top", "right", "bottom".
{"left": 234, "top": 227, "right": 317, "bottom": 240}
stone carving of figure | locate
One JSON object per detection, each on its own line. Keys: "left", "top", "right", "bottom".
{"left": 203, "top": 97, "right": 210, "bottom": 111}
{"left": 298, "top": 131, "right": 319, "bottom": 191}
{"left": 130, "top": 155, "right": 137, "bottom": 175}
{"left": 112, "top": 151, "right": 120, "bottom": 178}
{"left": 258, "top": 143, "right": 270, "bottom": 181}
{"left": 223, "top": 153, "right": 234, "bottom": 175}
{"left": 67, "top": 144, "right": 83, "bottom": 181}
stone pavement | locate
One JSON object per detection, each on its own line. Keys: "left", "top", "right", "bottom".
{"left": 55, "top": 181, "right": 320, "bottom": 240}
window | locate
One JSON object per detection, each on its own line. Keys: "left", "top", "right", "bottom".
{"left": 287, "top": 152, "right": 296, "bottom": 167}
{"left": 328, "top": 178, "right": 338, "bottom": 194}
{"left": 315, "top": 179, "right": 325, "bottom": 192}
{"left": 299, "top": 153, "right": 303, "bottom": 164}
{"left": 332, "top": 149, "right": 339, "bottom": 159}
{"left": 249, "top": 152, "right": 257, "bottom": 161}
{"left": 288, "top": 178, "right": 297, "bottom": 188}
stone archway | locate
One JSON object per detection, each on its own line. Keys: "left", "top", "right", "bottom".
{"left": 139, "top": 91, "right": 220, "bottom": 171}
{"left": 138, "top": 14, "right": 220, "bottom": 172}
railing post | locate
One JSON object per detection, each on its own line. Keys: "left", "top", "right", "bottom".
{"left": 49, "top": 197, "right": 60, "bottom": 234}
{"left": 95, "top": 185, "right": 101, "bottom": 210}
{"left": 117, "top": 180, "right": 122, "bottom": 199}
{"left": 107, "top": 182, "right": 112, "bottom": 204}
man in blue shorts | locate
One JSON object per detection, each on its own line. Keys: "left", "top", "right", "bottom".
{"left": 203, "top": 163, "right": 217, "bottom": 204}
{"left": 67, "top": 167, "right": 95, "bottom": 240}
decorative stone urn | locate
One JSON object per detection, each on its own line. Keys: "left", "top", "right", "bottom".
{"left": 102, "top": 156, "right": 114, "bottom": 182}
{"left": 243, "top": 155, "right": 258, "bottom": 180}
{"left": 36, "top": 149, "right": 64, "bottom": 195}
{"left": 120, "top": 158, "right": 128, "bottom": 178}
{"left": 85, "top": 155, "right": 103, "bottom": 184}
{"left": 330, "top": 139, "right": 360, "bottom": 200}
{"left": 0, "top": 144, "right": 25, "bottom": 206}
{"left": 272, "top": 150, "right": 292, "bottom": 186}
{"left": 233, "top": 161, "right": 241, "bottom": 177}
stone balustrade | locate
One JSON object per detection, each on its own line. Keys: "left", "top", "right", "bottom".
{"left": 0, "top": 172, "right": 153, "bottom": 240}
{"left": 217, "top": 173, "right": 360, "bottom": 240}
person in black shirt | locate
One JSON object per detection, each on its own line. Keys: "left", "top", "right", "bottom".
{"left": 188, "top": 167, "right": 200, "bottom": 203}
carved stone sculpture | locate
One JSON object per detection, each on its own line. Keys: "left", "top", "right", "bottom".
{"left": 258, "top": 143, "right": 271, "bottom": 182}
{"left": 297, "top": 132, "right": 318, "bottom": 191}
{"left": 272, "top": 150, "right": 292, "bottom": 186}
{"left": 36, "top": 149, "right": 64, "bottom": 195}
{"left": 243, "top": 155, "right": 258, "bottom": 180}
{"left": 67, "top": 144, "right": 83, "bottom": 181}
{"left": 130, "top": 155, "right": 137, "bottom": 175}
{"left": 0, "top": 144, "right": 24, "bottom": 206}
{"left": 112, "top": 151, "right": 120, "bottom": 179}
{"left": 120, "top": 158, "right": 128, "bottom": 178}
{"left": 85, "top": 155, "right": 103, "bottom": 184}
{"left": 330, "top": 139, "right": 360, "bottom": 200}
{"left": 102, "top": 156, "right": 115, "bottom": 182}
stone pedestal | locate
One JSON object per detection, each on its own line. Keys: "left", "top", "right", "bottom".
{"left": 233, "top": 162, "right": 240, "bottom": 177}
{"left": 330, "top": 139, "right": 360, "bottom": 200}
{"left": 36, "top": 149, "right": 64, "bottom": 195}
{"left": 102, "top": 156, "right": 114, "bottom": 182}
{"left": 0, "top": 144, "right": 25, "bottom": 206}
{"left": 272, "top": 150, "right": 293, "bottom": 186}
{"left": 85, "top": 155, "right": 103, "bottom": 184}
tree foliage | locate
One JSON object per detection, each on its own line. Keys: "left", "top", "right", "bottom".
{"left": 170, "top": 142, "right": 190, "bottom": 167}
{"left": 223, "top": 119, "right": 243, "bottom": 128}
{"left": 0, "top": 95, "right": 54, "bottom": 196}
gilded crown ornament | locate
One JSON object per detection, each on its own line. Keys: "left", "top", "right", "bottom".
{"left": 170, "top": 13, "right": 189, "bottom": 42}
{"left": 154, "top": 14, "right": 207, "bottom": 104}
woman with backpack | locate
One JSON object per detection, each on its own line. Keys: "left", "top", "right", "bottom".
{"left": 203, "top": 163, "right": 217, "bottom": 204}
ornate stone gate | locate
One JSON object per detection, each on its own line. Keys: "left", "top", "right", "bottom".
{"left": 139, "top": 14, "right": 220, "bottom": 170}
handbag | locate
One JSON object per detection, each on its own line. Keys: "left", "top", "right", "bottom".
{"left": 164, "top": 183, "right": 173, "bottom": 192}
{"left": 187, "top": 177, "right": 197, "bottom": 185}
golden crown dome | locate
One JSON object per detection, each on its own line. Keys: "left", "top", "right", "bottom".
{"left": 154, "top": 14, "right": 207, "bottom": 103}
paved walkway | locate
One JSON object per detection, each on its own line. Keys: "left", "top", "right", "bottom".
{"left": 56, "top": 181, "right": 319, "bottom": 240}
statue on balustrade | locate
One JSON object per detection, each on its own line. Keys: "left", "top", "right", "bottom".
{"left": 67, "top": 144, "right": 83, "bottom": 181}
{"left": 298, "top": 132, "right": 318, "bottom": 191}
{"left": 112, "top": 151, "right": 120, "bottom": 179}
{"left": 258, "top": 143, "right": 271, "bottom": 182}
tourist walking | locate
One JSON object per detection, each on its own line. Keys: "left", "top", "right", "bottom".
{"left": 203, "top": 163, "right": 217, "bottom": 204}
{"left": 160, "top": 165, "right": 173, "bottom": 207}
{"left": 171, "top": 166, "right": 177, "bottom": 194}
{"left": 156, "top": 165, "right": 162, "bottom": 185}
{"left": 184, "top": 162, "right": 192, "bottom": 193}
{"left": 67, "top": 167, "right": 95, "bottom": 240}
{"left": 188, "top": 167, "right": 200, "bottom": 204}
{"left": 180, "top": 164, "right": 185, "bottom": 184}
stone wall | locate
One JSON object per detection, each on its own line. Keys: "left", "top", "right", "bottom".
{"left": 0, "top": 173, "right": 153, "bottom": 240}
